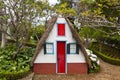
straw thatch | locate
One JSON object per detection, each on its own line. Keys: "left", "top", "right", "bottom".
{"left": 31, "top": 16, "right": 91, "bottom": 67}
{"left": 30, "top": 16, "right": 57, "bottom": 66}
{"left": 65, "top": 17, "right": 91, "bottom": 67}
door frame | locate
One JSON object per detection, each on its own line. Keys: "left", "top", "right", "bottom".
{"left": 56, "top": 41, "right": 67, "bottom": 74}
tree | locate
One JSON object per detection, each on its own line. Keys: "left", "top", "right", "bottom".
{"left": 55, "top": 2, "right": 76, "bottom": 16}
{"left": 58, "top": 0, "right": 74, "bottom": 8}
{"left": 94, "top": 0, "right": 120, "bottom": 24}
{"left": 0, "top": 1, "right": 8, "bottom": 48}
{"left": 0, "top": 0, "right": 46, "bottom": 58}
{"left": 79, "top": 26, "right": 94, "bottom": 48}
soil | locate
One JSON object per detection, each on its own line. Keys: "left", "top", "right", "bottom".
{"left": 21, "top": 59, "right": 120, "bottom": 80}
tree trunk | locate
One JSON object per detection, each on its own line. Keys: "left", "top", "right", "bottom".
{"left": 117, "top": 17, "right": 120, "bottom": 24}
{"left": 85, "top": 35, "right": 89, "bottom": 48}
{"left": 1, "top": 32, "right": 6, "bottom": 48}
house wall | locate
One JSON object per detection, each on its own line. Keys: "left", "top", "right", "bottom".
{"left": 34, "top": 17, "right": 86, "bottom": 64}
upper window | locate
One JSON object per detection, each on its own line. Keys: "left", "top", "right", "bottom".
{"left": 67, "top": 43, "right": 79, "bottom": 54}
{"left": 44, "top": 43, "right": 54, "bottom": 54}
{"left": 58, "top": 24, "right": 65, "bottom": 36}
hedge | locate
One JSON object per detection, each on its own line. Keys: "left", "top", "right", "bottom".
{"left": 0, "top": 69, "right": 30, "bottom": 80}
{"left": 91, "top": 49, "right": 120, "bottom": 65}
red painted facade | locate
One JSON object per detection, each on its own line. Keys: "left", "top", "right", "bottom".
{"left": 33, "top": 63, "right": 56, "bottom": 74}
{"left": 33, "top": 63, "right": 88, "bottom": 74}
{"left": 67, "top": 63, "right": 88, "bottom": 74}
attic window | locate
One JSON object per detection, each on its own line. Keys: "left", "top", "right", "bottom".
{"left": 67, "top": 43, "right": 79, "bottom": 54}
{"left": 58, "top": 24, "right": 65, "bottom": 36}
{"left": 44, "top": 43, "right": 54, "bottom": 54}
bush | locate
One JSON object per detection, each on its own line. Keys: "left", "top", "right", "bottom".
{"left": 0, "top": 44, "right": 35, "bottom": 79}
{"left": 0, "top": 69, "right": 29, "bottom": 80}
{"left": 89, "top": 42, "right": 120, "bottom": 65}
{"left": 89, "top": 65, "right": 100, "bottom": 73}
{"left": 88, "top": 58, "right": 100, "bottom": 73}
{"left": 89, "top": 42, "right": 120, "bottom": 59}
{"left": 92, "top": 50, "right": 120, "bottom": 65}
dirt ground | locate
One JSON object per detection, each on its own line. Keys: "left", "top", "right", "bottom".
{"left": 21, "top": 59, "right": 120, "bottom": 80}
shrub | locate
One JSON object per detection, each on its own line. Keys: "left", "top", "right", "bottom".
{"left": 0, "top": 69, "right": 29, "bottom": 80}
{"left": 0, "top": 44, "right": 35, "bottom": 79}
{"left": 88, "top": 65, "right": 100, "bottom": 73}
{"left": 92, "top": 50, "right": 120, "bottom": 65}
{"left": 88, "top": 57, "right": 100, "bottom": 73}
{"left": 86, "top": 49, "right": 100, "bottom": 73}
{"left": 89, "top": 42, "right": 120, "bottom": 58}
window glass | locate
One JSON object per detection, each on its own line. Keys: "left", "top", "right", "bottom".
{"left": 67, "top": 43, "right": 79, "bottom": 54}
{"left": 45, "top": 43, "right": 54, "bottom": 54}
{"left": 70, "top": 44, "right": 76, "bottom": 54}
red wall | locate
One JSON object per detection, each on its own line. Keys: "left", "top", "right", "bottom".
{"left": 33, "top": 63, "right": 56, "bottom": 74}
{"left": 67, "top": 63, "right": 88, "bottom": 74}
{"left": 33, "top": 63, "right": 88, "bottom": 74}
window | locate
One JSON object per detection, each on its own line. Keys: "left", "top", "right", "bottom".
{"left": 67, "top": 43, "right": 79, "bottom": 54}
{"left": 58, "top": 24, "right": 65, "bottom": 36}
{"left": 70, "top": 44, "right": 76, "bottom": 53}
{"left": 44, "top": 43, "right": 54, "bottom": 54}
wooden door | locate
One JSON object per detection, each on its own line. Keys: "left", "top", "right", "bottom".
{"left": 57, "top": 41, "right": 66, "bottom": 73}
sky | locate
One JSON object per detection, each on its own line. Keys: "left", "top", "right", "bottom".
{"left": 48, "top": 0, "right": 59, "bottom": 6}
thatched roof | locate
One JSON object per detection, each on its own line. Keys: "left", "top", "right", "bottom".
{"left": 31, "top": 16, "right": 91, "bottom": 67}
{"left": 30, "top": 16, "right": 57, "bottom": 66}
{"left": 65, "top": 17, "right": 91, "bottom": 67}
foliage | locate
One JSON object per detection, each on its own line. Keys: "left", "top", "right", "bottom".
{"left": 91, "top": 49, "right": 120, "bottom": 65}
{"left": 79, "top": 26, "right": 120, "bottom": 43}
{"left": 87, "top": 49, "right": 100, "bottom": 73}
{"left": 105, "top": 36, "right": 120, "bottom": 49}
{"left": 55, "top": 2, "right": 76, "bottom": 16}
{"left": 31, "top": 25, "right": 45, "bottom": 40}
{"left": 79, "top": 26, "right": 95, "bottom": 39}
{"left": 0, "top": 0, "right": 50, "bottom": 48}
{"left": 0, "top": 44, "right": 35, "bottom": 79}
{"left": 89, "top": 42, "right": 120, "bottom": 65}
{"left": 93, "top": 0, "right": 120, "bottom": 22}
{"left": 88, "top": 63, "right": 100, "bottom": 73}
{"left": 58, "top": 0, "right": 74, "bottom": 8}
{"left": 0, "top": 70, "right": 29, "bottom": 80}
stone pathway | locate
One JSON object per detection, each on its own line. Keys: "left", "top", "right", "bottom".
{"left": 21, "top": 59, "right": 120, "bottom": 80}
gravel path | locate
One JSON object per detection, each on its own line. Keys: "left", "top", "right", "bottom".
{"left": 33, "top": 59, "right": 120, "bottom": 80}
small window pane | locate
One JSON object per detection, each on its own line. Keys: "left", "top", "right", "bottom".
{"left": 46, "top": 43, "right": 53, "bottom": 54}
{"left": 70, "top": 44, "right": 76, "bottom": 53}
